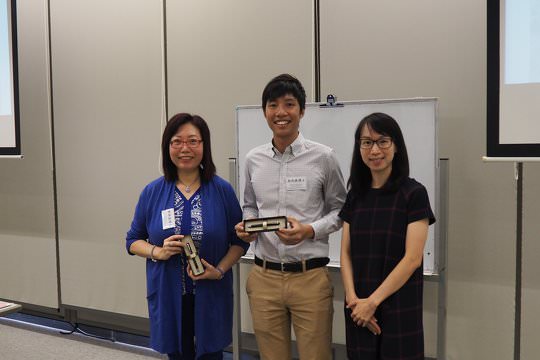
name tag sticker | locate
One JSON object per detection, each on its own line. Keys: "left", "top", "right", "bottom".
{"left": 286, "top": 176, "right": 307, "bottom": 191}
{"left": 161, "top": 208, "right": 175, "bottom": 230}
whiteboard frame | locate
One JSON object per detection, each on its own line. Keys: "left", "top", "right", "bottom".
{"left": 236, "top": 98, "right": 439, "bottom": 275}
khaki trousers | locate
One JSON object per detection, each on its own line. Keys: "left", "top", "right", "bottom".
{"left": 246, "top": 265, "right": 334, "bottom": 360}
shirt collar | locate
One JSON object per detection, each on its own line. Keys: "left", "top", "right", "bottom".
{"left": 268, "top": 133, "right": 306, "bottom": 157}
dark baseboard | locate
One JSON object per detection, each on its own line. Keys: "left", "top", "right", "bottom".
{"left": 231, "top": 332, "right": 436, "bottom": 360}
{"left": 10, "top": 308, "right": 437, "bottom": 360}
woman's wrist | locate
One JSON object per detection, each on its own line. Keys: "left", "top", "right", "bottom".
{"left": 367, "top": 294, "right": 381, "bottom": 308}
{"left": 150, "top": 244, "right": 158, "bottom": 262}
{"left": 345, "top": 290, "right": 358, "bottom": 303}
{"left": 216, "top": 266, "right": 225, "bottom": 280}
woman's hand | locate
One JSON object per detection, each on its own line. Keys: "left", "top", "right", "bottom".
{"left": 235, "top": 221, "right": 258, "bottom": 243}
{"left": 345, "top": 293, "right": 360, "bottom": 308}
{"left": 187, "top": 258, "right": 224, "bottom": 280}
{"left": 347, "top": 297, "right": 381, "bottom": 335}
{"left": 156, "top": 235, "right": 185, "bottom": 260}
{"left": 363, "top": 317, "right": 381, "bottom": 335}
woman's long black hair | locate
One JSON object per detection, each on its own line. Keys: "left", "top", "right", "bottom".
{"left": 348, "top": 112, "right": 409, "bottom": 196}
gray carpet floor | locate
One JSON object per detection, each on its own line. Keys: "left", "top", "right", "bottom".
{"left": 0, "top": 317, "right": 261, "bottom": 360}
{"left": 0, "top": 317, "right": 164, "bottom": 360}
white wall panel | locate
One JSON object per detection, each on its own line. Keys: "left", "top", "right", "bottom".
{"left": 522, "top": 164, "right": 540, "bottom": 360}
{"left": 320, "top": 0, "right": 517, "bottom": 358}
{"left": 50, "top": 0, "right": 163, "bottom": 316}
{"left": 0, "top": 0, "right": 57, "bottom": 308}
{"left": 166, "top": 0, "right": 314, "bottom": 176}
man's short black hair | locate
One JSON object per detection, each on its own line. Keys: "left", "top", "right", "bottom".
{"left": 262, "top": 74, "right": 306, "bottom": 112}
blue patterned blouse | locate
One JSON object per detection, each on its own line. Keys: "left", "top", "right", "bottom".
{"left": 174, "top": 187, "right": 202, "bottom": 294}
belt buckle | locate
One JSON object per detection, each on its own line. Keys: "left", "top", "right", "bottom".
{"left": 280, "top": 262, "right": 285, "bottom": 272}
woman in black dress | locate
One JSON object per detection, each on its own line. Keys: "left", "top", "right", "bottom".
{"left": 339, "top": 112, "right": 436, "bottom": 360}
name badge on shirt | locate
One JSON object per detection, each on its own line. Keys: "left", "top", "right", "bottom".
{"left": 161, "top": 208, "right": 175, "bottom": 230}
{"left": 286, "top": 176, "right": 307, "bottom": 191}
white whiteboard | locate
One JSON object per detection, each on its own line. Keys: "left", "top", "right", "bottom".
{"left": 236, "top": 98, "right": 439, "bottom": 274}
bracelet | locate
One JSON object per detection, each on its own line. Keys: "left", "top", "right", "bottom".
{"left": 150, "top": 244, "right": 157, "bottom": 262}
{"left": 216, "top": 266, "right": 225, "bottom": 280}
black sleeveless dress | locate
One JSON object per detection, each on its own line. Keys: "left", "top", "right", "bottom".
{"left": 339, "top": 178, "right": 435, "bottom": 360}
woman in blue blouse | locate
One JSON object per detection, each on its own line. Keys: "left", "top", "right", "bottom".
{"left": 126, "top": 113, "right": 249, "bottom": 360}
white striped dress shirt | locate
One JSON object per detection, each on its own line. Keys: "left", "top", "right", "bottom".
{"left": 243, "top": 133, "right": 346, "bottom": 263}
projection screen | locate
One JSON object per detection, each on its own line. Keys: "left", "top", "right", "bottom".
{"left": 487, "top": 0, "right": 540, "bottom": 158}
{"left": 0, "top": 0, "right": 20, "bottom": 156}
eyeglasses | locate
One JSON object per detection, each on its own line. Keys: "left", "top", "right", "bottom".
{"left": 359, "top": 137, "right": 393, "bottom": 149}
{"left": 170, "top": 139, "right": 203, "bottom": 149}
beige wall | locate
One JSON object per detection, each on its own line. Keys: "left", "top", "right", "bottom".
{"left": 522, "top": 164, "right": 540, "bottom": 360}
{"left": 320, "top": 1, "right": 517, "bottom": 359}
{"left": 166, "top": 0, "right": 314, "bottom": 176}
{"left": 0, "top": 0, "right": 57, "bottom": 309}
{"left": 49, "top": 0, "right": 164, "bottom": 314}
{"left": 1, "top": 0, "right": 538, "bottom": 358}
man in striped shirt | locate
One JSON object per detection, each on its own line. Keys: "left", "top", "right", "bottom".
{"left": 235, "top": 74, "right": 346, "bottom": 360}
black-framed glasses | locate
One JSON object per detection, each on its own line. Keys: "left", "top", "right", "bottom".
{"left": 170, "top": 139, "right": 203, "bottom": 149}
{"left": 359, "top": 137, "right": 393, "bottom": 149}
